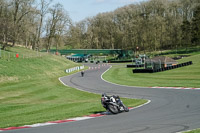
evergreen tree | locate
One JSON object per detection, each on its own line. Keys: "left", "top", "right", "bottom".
{"left": 191, "top": 5, "right": 200, "bottom": 46}
{"left": 181, "top": 20, "right": 191, "bottom": 49}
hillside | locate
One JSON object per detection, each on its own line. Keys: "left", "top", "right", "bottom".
{"left": 0, "top": 47, "right": 78, "bottom": 83}
{"left": 0, "top": 47, "right": 145, "bottom": 128}
{"left": 0, "top": 47, "right": 83, "bottom": 127}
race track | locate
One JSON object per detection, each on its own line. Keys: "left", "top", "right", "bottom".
{"left": 5, "top": 64, "right": 200, "bottom": 133}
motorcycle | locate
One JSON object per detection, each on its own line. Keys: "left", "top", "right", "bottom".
{"left": 101, "top": 93, "right": 129, "bottom": 114}
{"left": 81, "top": 71, "right": 84, "bottom": 77}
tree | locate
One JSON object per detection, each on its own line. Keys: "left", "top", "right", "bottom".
{"left": 45, "top": 3, "right": 71, "bottom": 52}
{"left": 191, "top": 5, "right": 200, "bottom": 46}
{"left": 181, "top": 20, "right": 191, "bottom": 50}
{"left": 11, "top": 0, "right": 35, "bottom": 47}
{"left": 0, "top": 0, "right": 12, "bottom": 50}
{"left": 35, "top": 0, "right": 52, "bottom": 50}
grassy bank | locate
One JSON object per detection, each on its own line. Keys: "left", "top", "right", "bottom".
{"left": 148, "top": 46, "right": 200, "bottom": 58}
{"left": 103, "top": 54, "right": 200, "bottom": 88}
{"left": 0, "top": 47, "right": 146, "bottom": 128}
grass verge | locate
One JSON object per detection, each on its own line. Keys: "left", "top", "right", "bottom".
{"left": 103, "top": 54, "right": 200, "bottom": 88}
{"left": 185, "top": 129, "right": 200, "bottom": 133}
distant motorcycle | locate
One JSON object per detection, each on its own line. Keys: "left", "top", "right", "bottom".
{"left": 101, "top": 93, "right": 129, "bottom": 114}
{"left": 81, "top": 71, "right": 84, "bottom": 77}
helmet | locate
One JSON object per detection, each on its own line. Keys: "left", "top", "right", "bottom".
{"left": 102, "top": 93, "right": 106, "bottom": 97}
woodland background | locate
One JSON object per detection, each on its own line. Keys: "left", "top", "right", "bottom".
{"left": 0, "top": 0, "right": 199, "bottom": 53}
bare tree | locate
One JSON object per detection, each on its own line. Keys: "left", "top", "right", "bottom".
{"left": 45, "top": 3, "right": 71, "bottom": 52}
{"left": 11, "top": 0, "right": 35, "bottom": 47}
{"left": 35, "top": 0, "right": 52, "bottom": 51}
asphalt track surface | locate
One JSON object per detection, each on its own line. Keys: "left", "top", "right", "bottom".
{"left": 5, "top": 64, "right": 200, "bottom": 133}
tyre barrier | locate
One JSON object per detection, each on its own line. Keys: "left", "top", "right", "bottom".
{"left": 133, "top": 61, "right": 192, "bottom": 73}
{"left": 66, "top": 66, "right": 84, "bottom": 73}
{"left": 109, "top": 60, "right": 132, "bottom": 63}
{"left": 127, "top": 64, "right": 144, "bottom": 68}
{"left": 133, "top": 69, "right": 154, "bottom": 73}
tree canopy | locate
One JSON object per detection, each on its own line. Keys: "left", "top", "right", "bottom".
{"left": 0, "top": 0, "right": 71, "bottom": 52}
{"left": 0, "top": 0, "right": 199, "bottom": 53}
{"left": 66, "top": 0, "right": 199, "bottom": 53}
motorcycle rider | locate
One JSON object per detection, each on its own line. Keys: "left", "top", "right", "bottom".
{"left": 101, "top": 93, "right": 129, "bottom": 113}
{"left": 101, "top": 93, "right": 120, "bottom": 106}
{"left": 81, "top": 70, "right": 84, "bottom": 77}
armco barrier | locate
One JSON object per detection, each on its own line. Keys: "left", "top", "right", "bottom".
{"left": 133, "top": 61, "right": 192, "bottom": 73}
{"left": 66, "top": 66, "right": 84, "bottom": 73}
